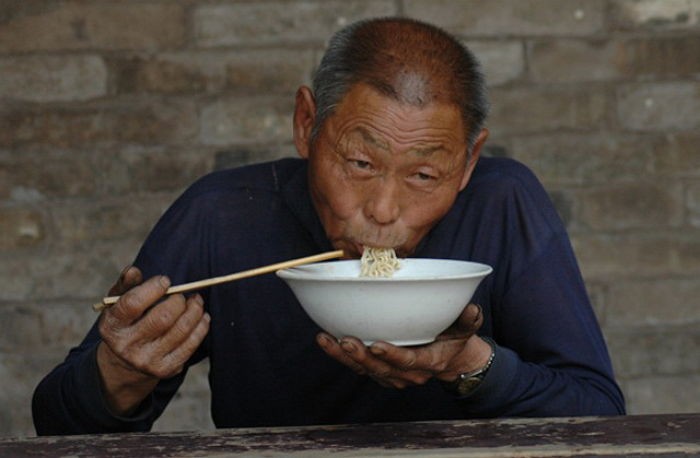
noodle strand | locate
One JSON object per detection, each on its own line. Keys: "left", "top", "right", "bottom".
{"left": 360, "top": 247, "right": 401, "bottom": 277}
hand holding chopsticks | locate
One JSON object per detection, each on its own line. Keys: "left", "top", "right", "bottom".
{"left": 93, "top": 250, "right": 344, "bottom": 312}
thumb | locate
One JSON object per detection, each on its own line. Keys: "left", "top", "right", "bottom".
{"left": 438, "top": 303, "right": 483, "bottom": 340}
{"left": 108, "top": 266, "right": 144, "bottom": 296}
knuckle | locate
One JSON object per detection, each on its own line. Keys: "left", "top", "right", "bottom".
{"left": 402, "top": 353, "right": 418, "bottom": 369}
{"left": 120, "top": 292, "right": 142, "bottom": 312}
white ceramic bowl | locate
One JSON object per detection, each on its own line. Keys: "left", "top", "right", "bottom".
{"left": 277, "top": 258, "right": 492, "bottom": 346}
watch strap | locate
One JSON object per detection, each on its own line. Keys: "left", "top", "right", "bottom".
{"left": 444, "top": 337, "right": 496, "bottom": 397}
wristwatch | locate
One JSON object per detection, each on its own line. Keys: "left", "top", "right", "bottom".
{"left": 444, "top": 338, "right": 496, "bottom": 397}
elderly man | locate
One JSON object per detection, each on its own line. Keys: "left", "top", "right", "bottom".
{"left": 33, "top": 17, "right": 625, "bottom": 435}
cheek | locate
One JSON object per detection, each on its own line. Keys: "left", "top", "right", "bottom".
{"left": 403, "top": 189, "right": 459, "bottom": 230}
{"left": 311, "top": 166, "right": 365, "bottom": 226}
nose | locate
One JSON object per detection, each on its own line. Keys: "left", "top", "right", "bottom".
{"left": 365, "top": 178, "right": 401, "bottom": 225}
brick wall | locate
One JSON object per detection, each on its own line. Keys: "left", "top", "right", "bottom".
{"left": 1, "top": 0, "right": 698, "bottom": 436}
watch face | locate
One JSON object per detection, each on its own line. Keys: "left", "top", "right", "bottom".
{"left": 457, "top": 376, "right": 483, "bottom": 396}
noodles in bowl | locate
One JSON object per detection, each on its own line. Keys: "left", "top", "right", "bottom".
{"left": 277, "top": 258, "right": 493, "bottom": 345}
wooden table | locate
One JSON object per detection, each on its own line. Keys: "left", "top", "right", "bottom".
{"left": 2, "top": 413, "right": 699, "bottom": 457}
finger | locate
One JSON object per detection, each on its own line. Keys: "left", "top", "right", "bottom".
{"left": 438, "top": 303, "right": 483, "bottom": 340}
{"left": 134, "top": 291, "right": 188, "bottom": 340}
{"left": 368, "top": 342, "right": 439, "bottom": 382}
{"left": 156, "top": 296, "right": 210, "bottom": 378}
{"left": 110, "top": 275, "right": 172, "bottom": 324}
{"left": 338, "top": 337, "right": 398, "bottom": 379}
{"left": 108, "top": 266, "right": 144, "bottom": 296}
{"left": 457, "top": 303, "right": 483, "bottom": 331}
{"left": 154, "top": 294, "right": 206, "bottom": 356}
{"left": 316, "top": 333, "right": 367, "bottom": 375}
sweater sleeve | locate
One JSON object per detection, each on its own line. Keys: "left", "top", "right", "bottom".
{"left": 31, "top": 324, "right": 174, "bottom": 435}
{"left": 32, "top": 179, "right": 214, "bottom": 436}
{"left": 446, "top": 158, "right": 625, "bottom": 417}
{"left": 455, "top": 235, "right": 626, "bottom": 417}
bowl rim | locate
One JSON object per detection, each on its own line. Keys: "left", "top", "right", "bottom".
{"left": 276, "top": 258, "right": 493, "bottom": 282}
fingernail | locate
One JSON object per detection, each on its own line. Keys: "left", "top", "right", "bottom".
{"left": 473, "top": 304, "right": 483, "bottom": 322}
{"left": 159, "top": 275, "right": 171, "bottom": 289}
{"left": 370, "top": 345, "right": 385, "bottom": 356}
{"left": 341, "top": 340, "right": 357, "bottom": 353}
{"left": 317, "top": 334, "right": 330, "bottom": 349}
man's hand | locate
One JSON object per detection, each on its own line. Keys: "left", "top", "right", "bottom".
{"left": 316, "top": 303, "right": 491, "bottom": 389}
{"left": 96, "top": 266, "right": 210, "bottom": 415}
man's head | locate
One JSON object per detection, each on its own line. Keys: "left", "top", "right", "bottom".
{"left": 311, "top": 17, "right": 489, "bottom": 149}
{"left": 293, "top": 17, "right": 490, "bottom": 259}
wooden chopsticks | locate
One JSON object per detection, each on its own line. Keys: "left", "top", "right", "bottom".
{"left": 92, "top": 250, "right": 344, "bottom": 312}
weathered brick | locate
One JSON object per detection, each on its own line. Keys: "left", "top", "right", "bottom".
{"left": 37, "top": 301, "right": 98, "bottom": 350}
{"left": 652, "top": 133, "right": 700, "bottom": 177}
{"left": 465, "top": 40, "right": 525, "bottom": 86}
{"left": 49, "top": 197, "right": 169, "bottom": 243}
{"left": 607, "top": 326, "right": 700, "bottom": 378}
{"left": 0, "top": 100, "right": 198, "bottom": 148}
{"left": 225, "top": 50, "right": 315, "bottom": 94}
{"left": 0, "top": 352, "right": 68, "bottom": 436}
{"left": 511, "top": 133, "right": 655, "bottom": 186}
{"left": 0, "top": 206, "right": 45, "bottom": 249}
{"left": 95, "top": 147, "right": 213, "bottom": 195}
{"left": 621, "top": 36, "right": 700, "bottom": 78}
{"left": 0, "top": 150, "right": 97, "bottom": 199}
{"left": 109, "top": 50, "right": 315, "bottom": 95}
{"left": 194, "top": 1, "right": 396, "bottom": 47}
{"left": 110, "top": 55, "right": 213, "bottom": 95}
{"left": 0, "top": 239, "right": 143, "bottom": 301}
{"left": 572, "top": 232, "right": 700, "bottom": 280}
{"left": 0, "top": 301, "right": 95, "bottom": 353}
{"left": 577, "top": 181, "right": 683, "bottom": 230}
{"left": 686, "top": 181, "right": 700, "bottom": 227}
{"left": 488, "top": 87, "right": 609, "bottom": 135}
{"left": 617, "top": 82, "right": 700, "bottom": 132}
{"left": 0, "top": 2, "right": 185, "bottom": 52}
{"left": 529, "top": 39, "right": 620, "bottom": 82}
{"left": 0, "top": 304, "right": 43, "bottom": 352}
{"left": 200, "top": 96, "right": 294, "bottom": 146}
{"left": 609, "top": 0, "right": 700, "bottom": 30}
{"left": 622, "top": 375, "right": 700, "bottom": 415}
{"left": 531, "top": 36, "right": 700, "bottom": 83}
{"left": 404, "top": 0, "right": 605, "bottom": 36}
{"left": 0, "top": 55, "right": 107, "bottom": 102}
{"left": 606, "top": 279, "right": 700, "bottom": 326}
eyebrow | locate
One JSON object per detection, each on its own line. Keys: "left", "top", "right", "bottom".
{"left": 352, "top": 127, "right": 445, "bottom": 157}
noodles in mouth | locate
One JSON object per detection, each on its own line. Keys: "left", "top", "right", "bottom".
{"left": 360, "top": 247, "right": 401, "bottom": 277}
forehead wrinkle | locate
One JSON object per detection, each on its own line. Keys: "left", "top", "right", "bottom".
{"left": 408, "top": 144, "right": 443, "bottom": 157}
{"left": 354, "top": 126, "right": 389, "bottom": 150}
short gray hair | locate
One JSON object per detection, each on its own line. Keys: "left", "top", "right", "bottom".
{"left": 311, "top": 17, "right": 489, "bottom": 151}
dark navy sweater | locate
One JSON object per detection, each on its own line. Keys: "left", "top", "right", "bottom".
{"left": 33, "top": 157, "right": 625, "bottom": 435}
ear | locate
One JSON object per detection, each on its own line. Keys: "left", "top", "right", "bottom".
{"left": 293, "top": 86, "right": 316, "bottom": 159}
{"left": 459, "top": 128, "right": 489, "bottom": 191}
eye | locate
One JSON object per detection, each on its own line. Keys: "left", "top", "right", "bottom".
{"left": 414, "top": 172, "right": 435, "bottom": 181}
{"left": 350, "top": 159, "right": 371, "bottom": 170}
